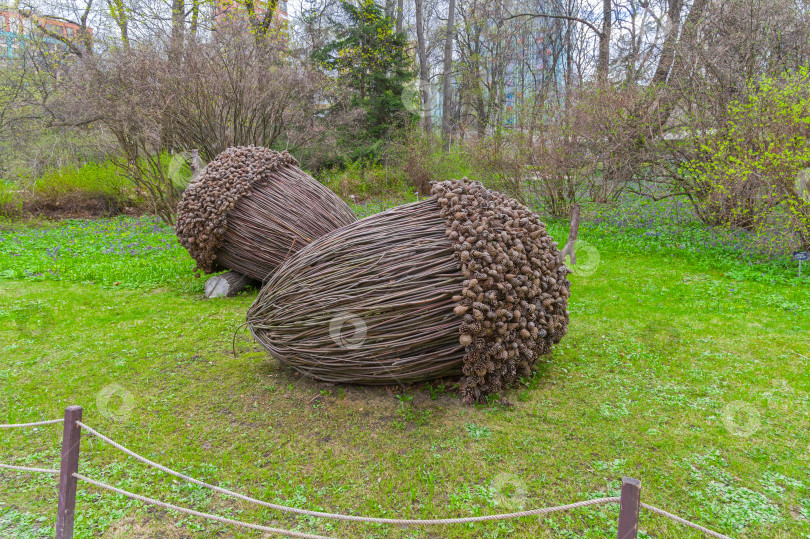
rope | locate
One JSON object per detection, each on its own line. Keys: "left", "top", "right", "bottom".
{"left": 77, "top": 420, "right": 619, "bottom": 524}
{"left": 0, "top": 462, "right": 60, "bottom": 475}
{"left": 641, "top": 503, "right": 734, "bottom": 539}
{"left": 73, "top": 473, "right": 335, "bottom": 539}
{"left": 0, "top": 462, "right": 739, "bottom": 539}
{"left": 0, "top": 419, "right": 64, "bottom": 428}
{"left": 75, "top": 422, "right": 734, "bottom": 536}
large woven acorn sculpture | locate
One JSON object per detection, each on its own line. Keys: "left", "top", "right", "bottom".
{"left": 247, "top": 179, "right": 571, "bottom": 403}
{"left": 175, "top": 146, "right": 357, "bottom": 282}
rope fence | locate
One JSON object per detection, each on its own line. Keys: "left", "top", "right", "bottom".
{"left": 77, "top": 420, "right": 622, "bottom": 525}
{"left": 641, "top": 503, "right": 733, "bottom": 539}
{"left": 74, "top": 474, "right": 336, "bottom": 539}
{"left": 0, "top": 418, "right": 64, "bottom": 428}
{"left": 0, "top": 463, "right": 60, "bottom": 475}
{"left": 0, "top": 406, "right": 735, "bottom": 539}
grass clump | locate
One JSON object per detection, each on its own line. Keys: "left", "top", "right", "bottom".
{"left": 34, "top": 162, "right": 130, "bottom": 200}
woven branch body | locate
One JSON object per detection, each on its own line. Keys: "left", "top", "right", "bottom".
{"left": 248, "top": 199, "right": 466, "bottom": 384}
{"left": 175, "top": 146, "right": 356, "bottom": 282}
{"left": 247, "top": 179, "right": 571, "bottom": 402}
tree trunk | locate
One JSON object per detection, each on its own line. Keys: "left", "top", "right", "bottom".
{"left": 565, "top": 5, "right": 573, "bottom": 108}
{"left": 256, "top": 0, "right": 280, "bottom": 38}
{"left": 204, "top": 271, "right": 255, "bottom": 298}
{"left": 396, "top": 0, "right": 404, "bottom": 33}
{"left": 415, "top": 0, "right": 432, "bottom": 133}
{"left": 107, "top": 0, "right": 130, "bottom": 50}
{"left": 649, "top": 0, "right": 709, "bottom": 125}
{"left": 78, "top": 0, "right": 95, "bottom": 55}
{"left": 651, "top": 0, "right": 684, "bottom": 86}
{"left": 598, "top": 0, "right": 611, "bottom": 84}
{"left": 441, "top": 0, "right": 456, "bottom": 151}
{"left": 655, "top": 0, "right": 709, "bottom": 88}
{"left": 190, "top": 0, "right": 199, "bottom": 38}
{"left": 470, "top": 15, "right": 486, "bottom": 137}
{"left": 190, "top": 149, "right": 203, "bottom": 183}
{"left": 170, "top": 0, "right": 185, "bottom": 63}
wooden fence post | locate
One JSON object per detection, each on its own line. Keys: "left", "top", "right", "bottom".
{"left": 617, "top": 476, "right": 641, "bottom": 539}
{"left": 190, "top": 149, "right": 201, "bottom": 181}
{"left": 56, "top": 406, "right": 82, "bottom": 539}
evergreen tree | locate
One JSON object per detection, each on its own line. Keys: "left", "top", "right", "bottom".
{"left": 314, "top": 0, "right": 415, "bottom": 159}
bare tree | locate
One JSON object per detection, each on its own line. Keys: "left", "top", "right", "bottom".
{"left": 414, "top": 0, "right": 432, "bottom": 133}
{"left": 504, "top": 2, "right": 608, "bottom": 85}
{"left": 70, "top": 24, "right": 337, "bottom": 222}
{"left": 396, "top": 0, "right": 404, "bottom": 33}
{"left": 107, "top": 0, "right": 131, "bottom": 49}
{"left": 441, "top": 0, "right": 456, "bottom": 149}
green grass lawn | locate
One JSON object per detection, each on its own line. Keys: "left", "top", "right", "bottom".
{"left": 0, "top": 212, "right": 809, "bottom": 538}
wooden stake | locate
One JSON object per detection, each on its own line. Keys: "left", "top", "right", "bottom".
{"left": 190, "top": 149, "right": 202, "bottom": 181}
{"left": 56, "top": 406, "right": 82, "bottom": 539}
{"left": 559, "top": 204, "right": 581, "bottom": 266}
{"left": 617, "top": 476, "right": 641, "bottom": 539}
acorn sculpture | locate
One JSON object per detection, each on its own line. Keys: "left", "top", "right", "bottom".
{"left": 175, "top": 146, "right": 357, "bottom": 282}
{"left": 247, "top": 179, "right": 571, "bottom": 403}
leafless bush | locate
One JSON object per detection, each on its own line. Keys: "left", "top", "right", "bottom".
{"left": 68, "top": 24, "right": 342, "bottom": 223}
{"left": 387, "top": 129, "right": 471, "bottom": 195}
{"left": 399, "top": 130, "right": 435, "bottom": 195}
{"left": 464, "top": 133, "right": 533, "bottom": 204}
{"left": 457, "top": 85, "right": 661, "bottom": 219}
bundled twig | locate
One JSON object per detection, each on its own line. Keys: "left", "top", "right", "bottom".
{"left": 175, "top": 146, "right": 356, "bottom": 282}
{"left": 247, "top": 179, "right": 571, "bottom": 403}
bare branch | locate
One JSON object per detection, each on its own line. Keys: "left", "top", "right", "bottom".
{"left": 503, "top": 12, "right": 604, "bottom": 38}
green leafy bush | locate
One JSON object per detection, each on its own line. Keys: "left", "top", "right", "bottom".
{"left": 0, "top": 180, "right": 21, "bottom": 216}
{"left": 683, "top": 67, "right": 810, "bottom": 250}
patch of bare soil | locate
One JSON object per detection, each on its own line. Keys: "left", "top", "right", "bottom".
{"left": 102, "top": 514, "right": 194, "bottom": 539}
{"left": 22, "top": 193, "right": 144, "bottom": 220}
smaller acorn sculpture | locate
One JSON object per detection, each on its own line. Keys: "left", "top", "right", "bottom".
{"left": 175, "top": 146, "right": 357, "bottom": 282}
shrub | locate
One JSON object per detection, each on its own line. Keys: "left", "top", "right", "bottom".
{"left": 34, "top": 162, "right": 128, "bottom": 199}
{"left": 463, "top": 132, "right": 534, "bottom": 205}
{"left": 682, "top": 67, "right": 810, "bottom": 250}
{"left": 73, "top": 24, "right": 335, "bottom": 223}
{"left": 0, "top": 180, "right": 21, "bottom": 216}
{"left": 318, "top": 159, "right": 411, "bottom": 200}
{"left": 389, "top": 129, "right": 474, "bottom": 194}
{"left": 430, "top": 86, "right": 661, "bottom": 219}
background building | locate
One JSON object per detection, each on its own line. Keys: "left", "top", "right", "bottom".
{"left": 1, "top": 10, "right": 91, "bottom": 58}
